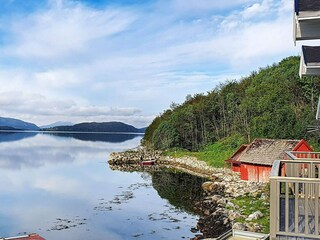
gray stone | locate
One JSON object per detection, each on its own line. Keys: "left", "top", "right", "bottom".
{"left": 260, "top": 193, "right": 267, "bottom": 200}
{"left": 233, "top": 222, "right": 246, "bottom": 231}
{"left": 246, "top": 222, "right": 262, "bottom": 232}
{"left": 245, "top": 211, "right": 264, "bottom": 221}
{"left": 228, "top": 211, "right": 242, "bottom": 221}
{"left": 202, "top": 181, "right": 214, "bottom": 192}
{"left": 226, "top": 201, "right": 235, "bottom": 208}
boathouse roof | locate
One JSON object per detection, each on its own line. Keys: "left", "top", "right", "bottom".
{"left": 238, "top": 139, "right": 300, "bottom": 166}
{"left": 225, "top": 144, "right": 248, "bottom": 164}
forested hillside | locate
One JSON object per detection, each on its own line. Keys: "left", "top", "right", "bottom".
{"left": 44, "top": 121, "right": 145, "bottom": 133}
{"left": 143, "top": 56, "right": 320, "bottom": 151}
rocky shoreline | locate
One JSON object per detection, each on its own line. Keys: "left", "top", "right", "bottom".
{"left": 108, "top": 148, "right": 268, "bottom": 239}
{"left": 109, "top": 149, "right": 234, "bottom": 178}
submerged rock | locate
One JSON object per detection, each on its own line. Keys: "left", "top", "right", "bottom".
{"left": 193, "top": 196, "right": 231, "bottom": 238}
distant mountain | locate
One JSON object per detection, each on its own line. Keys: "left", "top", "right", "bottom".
{"left": 0, "top": 117, "right": 40, "bottom": 131}
{"left": 43, "top": 121, "right": 146, "bottom": 133}
{"left": 40, "top": 121, "right": 74, "bottom": 129}
{"left": 140, "top": 127, "right": 147, "bottom": 132}
{"left": 0, "top": 126, "right": 18, "bottom": 131}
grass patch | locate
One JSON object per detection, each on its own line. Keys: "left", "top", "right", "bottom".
{"left": 163, "top": 134, "right": 246, "bottom": 168}
{"left": 230, "top": 195, "right": 270, "bottom": 233}
{"left": 229, "top": 184, "right": 270, "bottom": 234}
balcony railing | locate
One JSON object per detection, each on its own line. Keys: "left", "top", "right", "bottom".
{"left": 270, "top": 159, "right": 320, "bottom": 240}
{"left": 294, "top": 0, "right": 320, "bottom": 43}
{"left": 286, "top": 151, "right": 320, "bottom": 160}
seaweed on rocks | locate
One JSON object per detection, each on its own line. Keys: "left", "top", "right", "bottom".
{"left": 192, "top": 196, "right": 232, "bottom": 239}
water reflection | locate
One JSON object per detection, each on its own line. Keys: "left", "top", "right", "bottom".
{"left": 0, "top": 132, "right": 142, "bottom": 170}
{"left": 42, "top": 132, "right": 143, "bottom": 143}
{"left": 151, "top": 170, "right": 205, "bottom": 213}
{"left": 0, "top": 131, "right": 37, "bottom": 143}
{"left": 108, "top": 168, "right": 205, "bottom": 215}
{"left": 0, "top": 133, "right": 200, "bottom": 240}
{"left": 0, "top": 131, "right": 142, "bottom": 144}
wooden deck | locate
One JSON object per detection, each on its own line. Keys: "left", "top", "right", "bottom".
{"left": 279, "top": 197, "right": 319, "bottom": 235}
{"left": 270, "top": 159, "right": 320, "bottom": 240}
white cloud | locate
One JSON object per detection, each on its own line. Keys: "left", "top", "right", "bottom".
{"left": 34, "top": 70, "right": 80, "bottom": 88}
{"left": 242, "top": 0, "right": 272, "bottom": 19}
{"left": 165, "top": 0, "right": 255, "bottom": 14}
{"left": 278, "top": 0, "right": 294, "bottom": 14}
{"left": 0, "top": 91, "right": 143, "bottom": 125}
{"left": 4, "top": 0, "right": 136, "bottom": 60}
{"left": 0, "top": 0, "right": 300, "bottom": 127}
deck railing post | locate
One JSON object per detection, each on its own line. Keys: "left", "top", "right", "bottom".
{"left": 270, "top": 177, "right": 278, "bottom": 240}
{"left": 295, "top": 182, "right": 299, "bottom": 233}
{"left": 316, "top": 184, "right": 319, "bottom": 235}
{"left": 285, "top": 182, "right": 289, "bottom": 233}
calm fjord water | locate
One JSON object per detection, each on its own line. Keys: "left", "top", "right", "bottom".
{"left": 0, "top": 132, "right": 203, "bottom": 240}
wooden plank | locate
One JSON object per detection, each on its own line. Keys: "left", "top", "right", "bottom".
{"left": 285, "top": 151, "right": 297, "bottom": 160}
{"left": 270, "top": 160, "right": 281, "bottom": 177}
{"left": 316, "top": 184, "right": 319, "bottom": 235}
{"left": 308, "top": 163, "right": 312, "bottom": 178}
{"left": 305, "top": 183, "right": 309, "bottom": 234}
{"left": 291, "top": 151, "right": 320, "bottom": 154}
{"left": 271, "top": 177, "right": 320, "bottom": 184}
{"left": 277, "top": 231, "right": 320, "bottom": 239}
{"left": 281, "top": 159, "right": 320, "bottom": 163}
{"left": 285, "top": 182, "right": 289, "bottom": 232}
{"left": 269, "top": 179, "right": 278, "bottom": 239}
{"left": 295, "top": 182, "right": 299, "bottom": 233}
{"left": 302, "top": 169, "right": 305, "bottom": 193}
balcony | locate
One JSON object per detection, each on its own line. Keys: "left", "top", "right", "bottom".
{"left": 270, "top": 158, "right": 320, "bottom": 239}
{"left": 294, "top": 0, "right": 320, "bottom": 42}
{"left": 299, "top": 46, "right": 320, "bottom": 77}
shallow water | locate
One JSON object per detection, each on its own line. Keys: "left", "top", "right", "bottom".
{"left": 0, "top": 132, "right": 205, "bottom": 240}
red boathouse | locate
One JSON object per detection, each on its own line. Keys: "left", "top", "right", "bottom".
{"left": 226, "top": 139, "right": 313, "bottom": 182}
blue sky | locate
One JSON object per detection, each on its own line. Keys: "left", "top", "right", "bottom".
{"left": 0, "top": 0, "right": 303, "bottom": 127}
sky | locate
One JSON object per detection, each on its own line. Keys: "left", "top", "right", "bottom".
{"left": 0, "top": 0, "right": 307, "bottom": 127}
